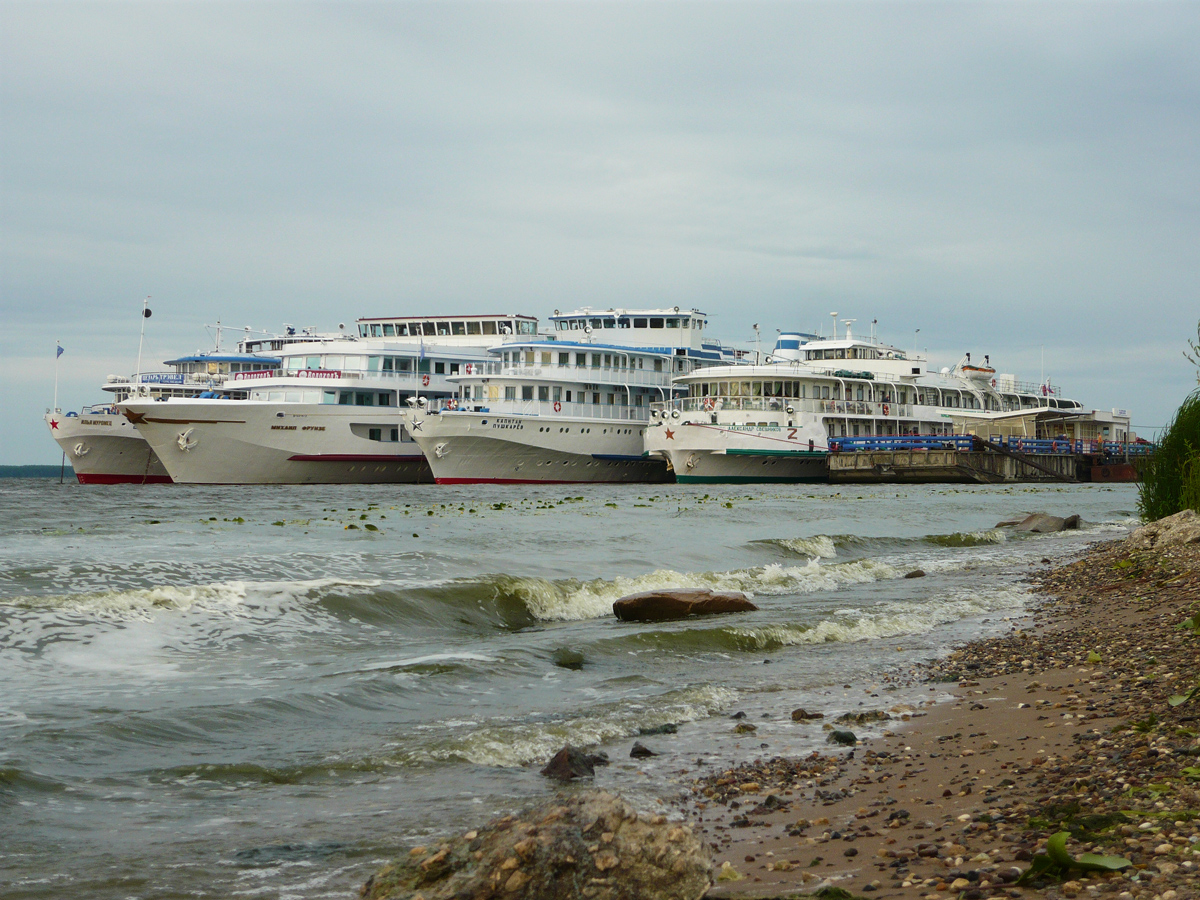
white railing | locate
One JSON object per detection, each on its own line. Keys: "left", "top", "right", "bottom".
{"left": 652, "top": 397, "right": 916, "bottom": 418}
{"left": 491, "top": 364, "right": 674, "bottom": 387}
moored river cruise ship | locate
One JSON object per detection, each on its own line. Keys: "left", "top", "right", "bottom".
{"left": 400, "top": 308, "right": 744, "bottom": 483}
{"left": 45, "top": 345, "right": 285, "bottom": 484}
{"left": 645, "top": 321, "right": 1111, "bottom": 483}
{"left": 119, "top": 314, "right": 539, "bottom": 484}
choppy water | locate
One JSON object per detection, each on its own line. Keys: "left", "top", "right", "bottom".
{"left": 0, "top": 479, "right": 1137, "bottom": 898}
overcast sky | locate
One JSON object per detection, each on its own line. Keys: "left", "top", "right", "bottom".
{"left": 2, "top": 1, "right": 1197, "bottom": 464}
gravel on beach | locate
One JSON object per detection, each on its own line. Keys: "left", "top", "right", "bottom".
{"left": 688, "top": 531, "right": 1200, "bottom": 900}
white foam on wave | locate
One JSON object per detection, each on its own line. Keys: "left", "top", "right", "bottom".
{"left": 420, "top": 684, "right": 737, "bottom": 768}
{"left": 369, "top": 652, "right": 499, "bottom": 671}
{"left": 729, "top": 584, "right": 1031, "bottom": 649}
{"left": 504, "top": 557, "right": 899, "bottom": 622}
{"left": 771, "top": 535, "right": 839, "bottom": 558}
{"left": 7, "top": 577, "right": 382, "bottom": 620}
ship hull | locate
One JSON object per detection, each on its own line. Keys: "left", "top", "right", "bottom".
{"left": 45, "top": 411, "right": 172, "bottom": 484}
{"left": 644, "top": 419, "right": 828, "bottom": 484}
{"left": 121, "top": 400, "right": 432, "bottom": 484}
{"left": 404, "top": 411, "right": 670, "bottom": 484}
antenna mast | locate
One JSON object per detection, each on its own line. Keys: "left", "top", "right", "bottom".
{"left": 135, "top": 296, "right": 152, "bottom": 385}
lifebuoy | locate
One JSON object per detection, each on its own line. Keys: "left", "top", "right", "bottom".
{"left": 702, "top": 397, "right": 715, "bottom": 411}
{"left": 446, "top": 398, "right": 457, "bottom": 410}
{"left": 882, "top": 403, "right": 890, "bottom": 416}
{"left": 465, "top": 363, "right": 473, "bottom": 374}
{"left": 553, "top": 400, "right": 562, "bottom": 412}
{"left": 422, "top": 374, "right": 430, "bottom": 386}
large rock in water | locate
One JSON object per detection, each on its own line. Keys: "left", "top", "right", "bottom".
{"left": 1126, "top": 509, "right": 1200, "bottom": 550}
{"left": 360, "top": 790, "right": 712, "bottom": 900}
{"left": 540, "top": 745, "right": 609, "bottom": 781}
{"left": 1012, "top": 513, "right": 1082, "bottom": 533}
{"left": 612, "top": 588, "right": 757, "bottom": 622}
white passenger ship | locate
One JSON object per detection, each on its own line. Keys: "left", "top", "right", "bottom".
{"left": 645, "top": 321, "right": 1100, "bottom": 483}
{"left": 399, "top": 308, "right": 743, "bottom": 483}
{"left": 45, "top": 346, "right": 283, "bottom": 484}
{"left": 120, "top": 314, "right": 539, "bottom": 484}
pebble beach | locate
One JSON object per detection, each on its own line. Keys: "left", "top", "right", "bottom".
{"left": 691, "top": 517, "right": 1200, "bottom": 900}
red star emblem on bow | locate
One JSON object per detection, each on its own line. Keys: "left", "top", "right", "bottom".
{"left": 664, "top": 428, "right": 675, "bottom": 439}
{"left": 49, "top": 419, "right": 59, "bottom": 430}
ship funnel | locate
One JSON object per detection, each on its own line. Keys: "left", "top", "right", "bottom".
{"left": 772, "top": 332, "right": 805, "bottom": 363}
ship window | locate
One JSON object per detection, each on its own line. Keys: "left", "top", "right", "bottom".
{"left": 591, "top": 354, "right": 600, "bottom": 369}
{"left": 666, "top": 318, "right": 678, "bottom": 328}
{"left": 618, "top": 317, "right": 631, "bottom": 328}
{"left": 558, "top": 352, "right": 569, "bottom": 366}
{"left": 382, "top": 324, "right": 395, "bottom": 336}
{"left": 339, "top": 391, "right": 353, "bottom": 405}
{"left": 378, "top": 393, "right": 392, "bottom": 406}
{"left": 822, "top": 386, "right": 830, "bottom": 399}
{"left": 857, "top": 386, "right": 864, "bottom": 401}
{"left": 473, "top": 385, "right": 483, "bottom": 400}
{"left": 467, "top": 321, "right": 481, "bottom": 335}
{"left": 450, "top": 363, "right": 460, "bottom": 375}
{"left": 607, "top": 393, "right": 615, "bottom": 405}
{"left": 634, "top": 394, "right": 643, "bottom": 407}
{"left": 538, "top": 385, "right": 549, "bottom": 401}
{"left": 355, "top": 392, "right": 374, "bottom": 406}
{"left": 420, "top": 322, "right": 435, "bottom": 336}
{"left": 358, "top": 325, "right": 368, "bottom": 337}
{"left": 436, "top": 322, "right": 451, "bottom": 336}
{"left": 653, "top": 359, "right": 663, "bottom": 372}
{"left": 522, "top": 385, "right": 534, "bottom": 401}
{"left": 390, "top": 428, "right": 399, "bottom": 442}
{"left": 371, "top": 324, "right": 382, "bottom": 337}
{"left": 603, "top": 318, "right": 616, "bottom": 329}
{"left": 576, "top": 353, "right": 587, "bottom": 367}
{"left": 417, "top": 360, "right": 430, "bottom": 374}
{"left": 323, "top": 390, "right": 337, "bottom": 404}
{"left": 682, "top": 318, "right": 690, "bottom": 329}
{"left": 369, "top": 428, "right": 382, "bottom": 441}
{"left": 452, "top": 322, "right": 466, "bottom": 335}
{"left": 592, "top": 392, "right": 600, "bottom": 404}
{"left": 392, "top": 323, "right": 406, "bottom": 336}
{"left": 482, "top": 321, "right": 497, "bottom": 335}
{"left": 519, "top": 321, "right": 537, "bottom": 335}
{"left": 650, "top": 318, "right": 664, "bottom": 328}
{"left": 552, "top": 386, "right": 562, "bottom": 401}
{"left": 603, "top": 354, "right": 612, "bottom": 367}
{"left": 541, "top": 352, "right": 551, "bottom": 365}
{"left": 505, "top": 386, "right": 516, "bottom": 400}
{"left": 565, "top": 390, "right": 572, "bottom": 402}
{"left": 634, "top": 318, "right": 648, "bottom": 328}
{"left": 435, "top": 362, "right": 445, "bottom": 374}
{"left": 590, "top": 318, "right": 603, "bottom": 329}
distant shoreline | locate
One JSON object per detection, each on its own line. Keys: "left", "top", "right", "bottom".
{"left": 0, "top": 465, "right": 74, "bottom": 479}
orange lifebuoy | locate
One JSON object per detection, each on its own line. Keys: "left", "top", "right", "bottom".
{"left": 703, "top": 397, "right": 715, "bottom": 411}
{"left": 446, "top": 398, "right": 457, "bottom": 410}
{"left": 464, "top": 363, "right": 473, "bottom": 374}
{"left": 882, "top": 403, "right": 889, "bottom": 416}
{"left": 422, "top": 374, "right": 430, "bottom": 386}
{"left": 553, "top": 400, "right": 562, "bottom": 412}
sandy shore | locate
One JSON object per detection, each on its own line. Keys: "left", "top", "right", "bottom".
{"left": 687, "top": 536, "right": 1200, "bottom": 900}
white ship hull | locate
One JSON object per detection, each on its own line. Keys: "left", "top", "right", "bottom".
{"left": 44, "top": 410, "right": 171, "bottom": 484}
{"left": 403, "top": 410, "right": 669, "bottom": 484}
{"left": 121, "top": 400, "right": 431, "bottom": 484}
{"left": 644, "top": 418, "right": 828, "bottom": 484}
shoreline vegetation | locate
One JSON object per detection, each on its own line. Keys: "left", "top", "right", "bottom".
{"left": 362, "top": 512, "right": 1200, "bottom": 900}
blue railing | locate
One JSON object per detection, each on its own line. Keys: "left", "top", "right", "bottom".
{"left": 828, "top": 435, "right": 1156, "bottom": 456}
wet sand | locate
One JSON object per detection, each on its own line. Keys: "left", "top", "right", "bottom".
{"left": 687, "top": 537, "right": 1200, "bottom": 900}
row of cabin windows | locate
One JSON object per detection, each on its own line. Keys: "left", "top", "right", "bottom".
{"left": 459, "top": 384, "right": 646, "bottom": 407}
{"left": 803, "top": 347, "right": 905, "bottom": 361}
{"left": 359, "top": 319, "right": 537, "bottom": 338}
{"left": 691, "top": 381, "right": 913, "bottom": 404}
{"left": 180, "top": 361, "right": 275, "bottom": 374}
{"left": 503, "top": 350, "right": 662, "bottom": 372}
{"left": 554, "top": 316, "right": 704, "bottom": 331}
{"left": 283, "top": 356, "right": 473, "bottom": 376}
{"left": 248, "top": 390, "right": 395, "bottom": 405}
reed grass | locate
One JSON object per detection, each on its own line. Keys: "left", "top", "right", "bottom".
{"left": 1138, "top": 389, "right": 1200, "bottom": 520}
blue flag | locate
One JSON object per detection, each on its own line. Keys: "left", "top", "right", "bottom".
{"left": 56, "top": 344, "right": 64, "bottom": 358}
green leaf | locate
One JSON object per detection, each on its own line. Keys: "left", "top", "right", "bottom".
{"left": 1087, "top": 651, "right": 1102, "bottom": 664}
{"left": 1045, "top": 831, "right": 1073, "bottom": 868}
{"left": 1075, "top": 852, "right": 1134, "bottom": 872}
{"left": 1015, "top": 853, "right": 1062, "bottom": 886}
{"left": 1168, "top": 684, "right": 1200, "bottom": 707}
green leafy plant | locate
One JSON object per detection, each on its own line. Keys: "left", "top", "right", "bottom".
{"left": 1169, "top": 684, "right": 1200, "bottom": 707}
{"left": 1138, "top": 388, "right": 1200, "bottom": 520}
{"left": 1015, "top": 832, "right": 1131, "bottom": 885}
